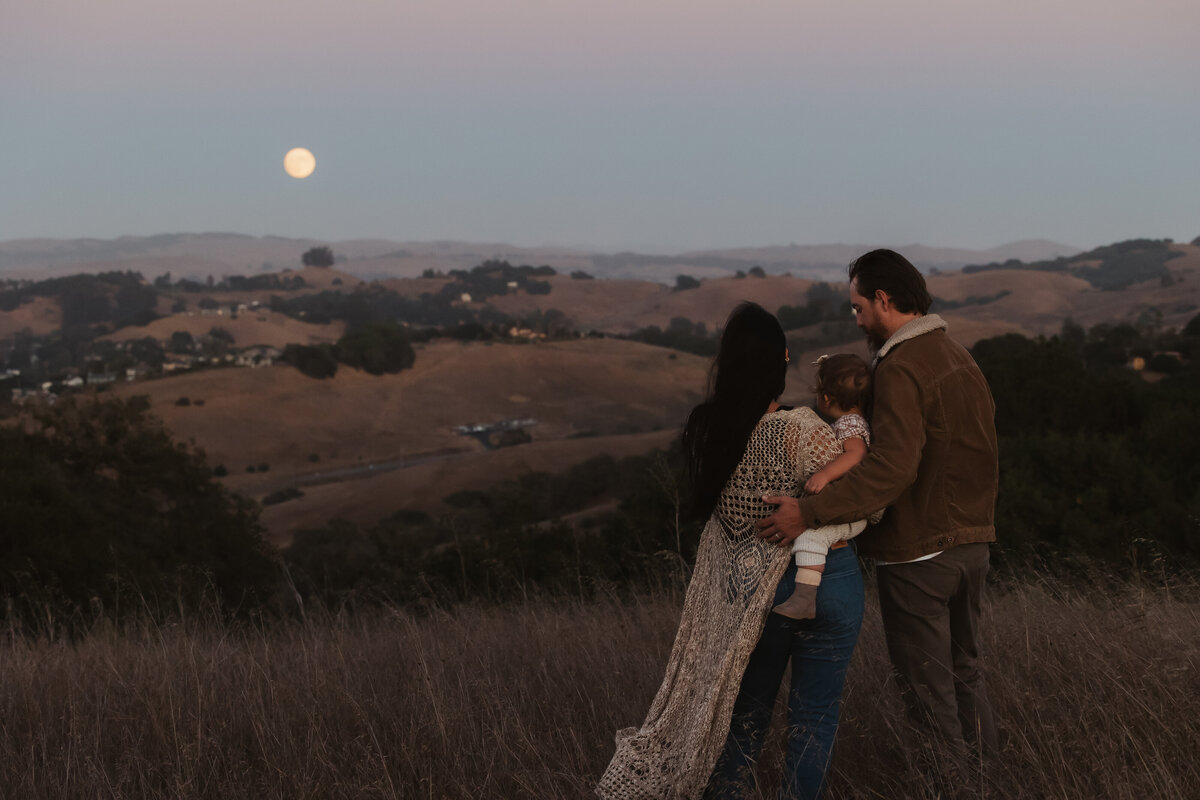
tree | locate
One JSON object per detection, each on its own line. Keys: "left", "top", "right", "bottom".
{"left": 674, "top": 275, "right": 701, "bottom": 292}
{"left": 282, "top": 344, "right": 338, "bottom": 379}
{"left": 0, "top": 397, "right": 278, "bottom": 624}
{"left": 168, "top": 330, "right": 195, "bottom": 354}
{"left": 334, "top": 322, "right": 416, "bottom": 375}
{"left": 301, "top": 246, "right": 335, "bottom": 268}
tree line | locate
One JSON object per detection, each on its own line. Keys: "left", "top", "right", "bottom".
{"left": 3, "top": 309, "right": 1195, "bottom": 625}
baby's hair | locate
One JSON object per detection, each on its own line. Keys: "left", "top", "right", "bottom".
{"left": 816, "top": 354, "right": 871, "bottom": 411}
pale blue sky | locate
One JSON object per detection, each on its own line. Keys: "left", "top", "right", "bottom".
{"left": 3, "top": 0, "right": 1197, "bottom": 251}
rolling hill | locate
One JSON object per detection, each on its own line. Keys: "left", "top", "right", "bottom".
{"left": 0, "top": 233, "right": 1081, "bottom": 284}
{"left": 107, "top": 338, "right": 714, "bottom": 542}
{"left": 5, "top": 236, "right": 1196, "bottom": 543}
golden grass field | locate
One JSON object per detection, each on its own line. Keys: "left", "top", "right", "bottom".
{"left": 101, "top": 308, "right": 346, "bottom": 350}
{"left": 495, "top": 274, "right": 823, "bottom": 334}
{"left": 0, "top": 295, "right": 61, "bottom": 339}
{"left": 1, "top": 573, "right": 1195, "bottom": 799}
{"left": 108, "top": 338, "right": 712, "bottom": 542}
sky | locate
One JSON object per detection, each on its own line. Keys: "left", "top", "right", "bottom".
{"left": 3, "top": 0, "right": 1198, "bottom": 252}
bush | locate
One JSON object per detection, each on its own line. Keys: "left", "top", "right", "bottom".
{"left": 1147, "top": 353, "right": 1183, "bottom": 373}
{"left": 282, "top": 344, "right": 338, "bottom": 379}
{"left": 0, "top": 397, "right": 277, "bottom": 624}
{"left": 302, "top": 246, "right": 335, "bottom": 268}
{"left": 334, "top": 322, "right": 416, "bottom": 375}
{"left": 674, "top": 275, "right": 700, "bottom": 292}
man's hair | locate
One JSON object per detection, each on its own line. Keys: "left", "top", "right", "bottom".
{"left": 848, "top": 249, "right": 932, "bottom": 315}
{"left": 816, "top": 354, "right": 871, "bottom": 411}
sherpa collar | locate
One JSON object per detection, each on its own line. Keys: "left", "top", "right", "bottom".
{"left": 873, "top": 314, "right": 948, "bottom": 367}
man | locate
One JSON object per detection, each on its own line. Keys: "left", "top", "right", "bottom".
{"left": 756, "top": 248, "right": 1000, "bottom": 754}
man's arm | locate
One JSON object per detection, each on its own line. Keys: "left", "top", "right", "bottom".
{"left": 758, "top": 360, "right": 926, "bottom": 543}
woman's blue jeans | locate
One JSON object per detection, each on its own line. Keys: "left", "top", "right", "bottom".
{"left": 704, "top": 545, "right": 865, "bottom": 800}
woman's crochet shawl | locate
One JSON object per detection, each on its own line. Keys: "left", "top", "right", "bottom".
{"left": 596, "top": 407, "right": 842, "bottom": 799}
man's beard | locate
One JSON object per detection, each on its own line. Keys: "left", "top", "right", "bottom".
{"left": 865, "top": 322, "right": 888, "bottom": 352}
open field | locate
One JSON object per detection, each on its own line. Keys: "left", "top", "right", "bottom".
{"left": 1, "top": 573, "right": 1195, "bottom": 799}
{"left": 107, "top": 338, "right": 712, "bottom": 540}
{"left": 101, "top": 308, "right": 346, "bottom": 350}
{"left": 928, "top": 249, "right": 1200, "bottom": 344}
{"left": 488, "top": 274, "right": 821, "bottom": 334}
{"left": 258, "top": 429, "right": 678, "bottom": 546}
{"left": 0, "top": 296, "right": 60, "bottom": 338}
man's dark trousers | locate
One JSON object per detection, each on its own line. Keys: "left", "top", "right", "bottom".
{"left": 875, "top": 542, "right": 998, "bottom": 752}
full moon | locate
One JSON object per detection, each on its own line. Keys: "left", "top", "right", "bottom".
{"left": 283, "top": 147, "right": 316, "bottom": 179}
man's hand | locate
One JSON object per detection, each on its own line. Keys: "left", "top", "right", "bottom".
{"left": 756, "top": 496, "right": 810, "bottom": 546}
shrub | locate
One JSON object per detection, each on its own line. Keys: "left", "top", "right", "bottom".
{"left": 334, "top": 322, "right": 416, "bottom": 375}
{"left": 301, "top": 246, "right": 334, "bottom": 268}
{"left": 674, "top": 275, "right": 700, "bottom": 292}
{"left": 0, "top": 396, "right": 277, "bottom": 624}
{"left": 282, "top": 344, "right": 338, "bottom": 379}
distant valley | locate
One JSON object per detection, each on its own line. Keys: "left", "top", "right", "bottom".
{"left": 2, "top": 235, "right": 1195, "bottom": 543}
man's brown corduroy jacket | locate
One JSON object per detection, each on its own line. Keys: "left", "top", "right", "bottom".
{"left": 799, "top": 314, "right": 999, "bottom": 562}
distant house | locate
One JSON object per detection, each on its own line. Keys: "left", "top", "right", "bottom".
{"left": 86, "top": 372, "right": 118, "bottom": 386}
{"left": 508, "top": 326, "right": 546, "bottom": 340}
{"left": 163, "top": 354, "right": 198, "bottom": 372}
{"left": 234, "top": 346, "right": 281, "bottom": 368}
{"left": 460, "top": 293, "right": 473, "bottom": 303}
{"left": 11, "top": 387, "right": 55, "bottom": 405}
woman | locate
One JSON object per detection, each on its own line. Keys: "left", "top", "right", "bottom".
{"left": 596, "top": 303, "right": 868, "bottom": 800}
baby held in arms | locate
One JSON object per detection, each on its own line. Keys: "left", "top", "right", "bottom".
{"left": 773, "top": 354, "right": 873, "bottom": 619}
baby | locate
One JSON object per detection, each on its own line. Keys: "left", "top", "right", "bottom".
{"left": 773, "top": 353, "right": 873, "bottom": 619}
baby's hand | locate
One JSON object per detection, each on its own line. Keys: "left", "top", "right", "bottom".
{"left": 804, "top": 473, "right": 830, "bottom": 494}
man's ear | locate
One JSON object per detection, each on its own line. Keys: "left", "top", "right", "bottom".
{"left": 875, "top": 289, "right": 891, "bottom": 311}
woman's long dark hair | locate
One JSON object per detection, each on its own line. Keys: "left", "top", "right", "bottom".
{"left": 681, "top": 302, "right": 788, "bottom": 519}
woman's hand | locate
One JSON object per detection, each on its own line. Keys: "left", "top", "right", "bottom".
{"left": 756, "top": 496, "right": 811, "bottom": 545}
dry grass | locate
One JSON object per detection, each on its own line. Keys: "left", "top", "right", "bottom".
{"left": 100, "top": 309, "right": 346, "bottom": 350}
{"left": 1, "top": 573, "right": 1196, "bottom": 799}
{"left": 107, "top": 338, "right": 709, "bottom": 541}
